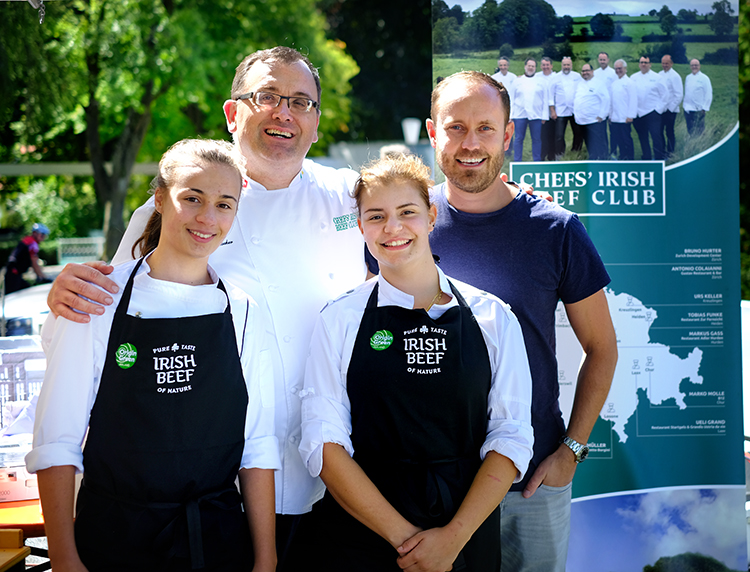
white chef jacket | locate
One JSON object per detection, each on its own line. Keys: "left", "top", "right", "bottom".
{"left": 510, "top": 74, "right": 550, "bottom": 121}
{"left": 609, "top": 74, "right": 638, "bottom": 123}
{"left": 658, "top": 68, "right": 683, "bottom": 113}
{"left": 573, "top": 77, "right": 610, "bottom": 126}
{"left": 536, "top": 70, "right": 557, "bottom": 102}
{"left": 109, "top": 160, "right": 367, "bottom": 514}
{"left": 491, "top": 70, "right": 516, "bottom": 94}
{"left": 631, "top": 70, "right": 668, "bottom": 117}
{"left": 298, "top": 269, "right": 534, "bottom": 483}
{"left": 594, "top": 66, "right": 617, "bottom": 87}
{"left": 684, "top": 71, "right": 713, "bottom": 112}
{"left": 551, "top": 71, "right": 581, "bottom": 117}
{"left": 27, "top": 257, "right": 280, "bottom": 475}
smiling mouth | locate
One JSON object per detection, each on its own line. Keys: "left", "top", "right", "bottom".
{"left": 383, "top": 239, "right": 412, "bottom": 247}
{"left": 189, "top": 230, "right": 214, "bottom": 240}
{"left": 457, "top": 157, "right": 486, "bottom": 166}
{"left": 265, "top": 128, "right": 293, "bottom": 139}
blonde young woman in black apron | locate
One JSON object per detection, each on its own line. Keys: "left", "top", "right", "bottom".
{"left": 299, "top": 155, "right": 534, "bottom": 572}
{"left": 27, "top": 140, "right": 279, "bottom": 572}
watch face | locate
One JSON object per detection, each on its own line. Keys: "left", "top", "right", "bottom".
{"left": 578, "top": 446, "right": 589, "bottom": 462}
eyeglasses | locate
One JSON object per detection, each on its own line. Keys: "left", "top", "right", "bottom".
{"left": 235, "top": 91, "right": 318, "bottom": 113}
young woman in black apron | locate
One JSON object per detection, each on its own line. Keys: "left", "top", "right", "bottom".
{"left": 28, "top": 140, "right": 279, "bottom": 572}
{"left": 298, "top": 155, "right": 534, "bottom": 572}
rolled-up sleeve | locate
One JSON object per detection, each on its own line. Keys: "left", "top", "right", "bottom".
{"left": 25, "top": 314, "right": 102, "bottom": 474}
{"left": 299, "top": 314, "right": 354, "bottom": 478}
{"left": 475, "top": 298, "right": 534, "bottom": 482}
{"left": 239, "top": 301, "right": 281, "bottom": 471}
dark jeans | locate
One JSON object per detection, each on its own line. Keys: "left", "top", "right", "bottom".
{"left": 514, "top": 117, "right": 543, "bottom": 162}
{"left": 554, "top": 115, "right": 583, "bottom": 158}
{"left": 610, "top": 121, "right": 635, "bottom": 160}
{"left": 685, "top": 110, "right": 706, "bottom": 136}
{"left": 582, "top": 121, "right": 607, "bottom": 160}
{"left": 541, "top": 118, "right": 556, "bottom": 161}
{"left": 661, "top": 110, "right": 677, "bottom": 156}
{"left": 633, "top": 110, "right": 665, "bottom": 160}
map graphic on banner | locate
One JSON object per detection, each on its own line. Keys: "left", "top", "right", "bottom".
{"left": 433, "top": 0, "right": 744, "bottom": 569}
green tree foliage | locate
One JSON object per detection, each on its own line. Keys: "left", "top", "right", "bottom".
{"left": 1, "top": 0, "right": 358, "bottom": 258}
{"left": 590, "top": 13, "right": 616, "bottom": 38}
{"left": 557, "top": 15, "right": 574, "bottom": 37}
{"left": 499, "top": 43, "right": 515, "bottom": 59}
{"left": 495, "top": 0, "right": 557, "bottom": 48}
{"left": 657, "top": 5, "right": 673, "bottom": 20}
{"left": 678, "top": 8, "right": 699, "bottom": 22}
{"left": 433, "top": 17, "right": 461, "bottom": 54}
{"left": 649, "top": 9, "right": 658, "bottom": 17}
{"left": 319, "top": 0, "right": 431, "bottom": 141}
{"left": 661, "top": 13, "right": 679, "bottom": 36}
{"left": 710, "top": 0, "right": 735, "bottom": 36}
{"left": 642, "top": 551, "right": 741, "bottom": 572}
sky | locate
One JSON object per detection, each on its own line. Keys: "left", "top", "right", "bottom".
{"left": 566, "top": 487, "right": 747, "bottom": 571}
{"left": 455, "top": 0, "right": 740, "bottom": 18}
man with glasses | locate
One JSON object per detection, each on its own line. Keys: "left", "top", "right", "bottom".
{"left": 537, "top": 56, "right": 557, "bottom": 161}
{"left": 573, "top": 63, "right": 610, "bottom": 161}
{"left": 46, "top": 46, "right": 367, "bottom": 569}
{"left": 683, "top": 59, "right": 712, "bottom": 136}
{"left": 609, "top": 59, "right": 637, "bottom": 160}
{"left": 631, "top": 55, "right": 667, "bottom": 160}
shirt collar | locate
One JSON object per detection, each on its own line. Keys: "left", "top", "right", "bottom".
{"left": 375, "top": 266, "right": 456, "bottom": 312}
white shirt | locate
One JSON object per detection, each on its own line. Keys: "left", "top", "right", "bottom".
{"left": 510, "top": 74, "right": 550, "bottom": 121}
{"left": 491, "top": 70, "right": 516, "bottom": 113}
{"left": 684, "top": 71, "right": 713, "bottom": 112}
{"left": 658, "top": 68, "right": 683, "bottom": 113}
{"left": 573, "top": 77, "right": 610, "bottom": 125}
{"left": 551, "top": 71, "right": 581, "bottom": 117}
{"left": 111, "top": 160, "right": 367, "bottom": 514}
{"left": 594, "top": 66, "right": 617, "bottom": 87}
{"left": 27, "top": 258, "right": 280, "bottom": 475}
{"left": 631, "top": 69, "right": 668, "bottom": 117}
{"left": 609, "top": 74, "right": 638, "bottom": 123}
{"left": 298, "top": 269, "right": 534, "bottom": 482}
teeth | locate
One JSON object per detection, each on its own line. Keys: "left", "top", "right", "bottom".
{"left": 459, "top": 158, "right": 484, "bottom": 164}
{"left": 385, "top": 239, "right": 410, "bottom": 247}
{"left": 191, "top": 230, "right": 212, "bottom": 239}
{"left": 266, "top": 129, "right": 292, "bottom": 138}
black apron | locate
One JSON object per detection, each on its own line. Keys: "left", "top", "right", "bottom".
{"left": 75, "top": 258, "right": 251, "bottom": 572}
{"left": 317, "top": 281, "right": 501, "bottom": 572}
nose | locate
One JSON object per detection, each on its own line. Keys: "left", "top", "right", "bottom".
{"left": 384, "top": 216, "right": 402, "bottom": 234}
{"left": 195, "top": 204, "right": 216, "bottom": 225}
{"left": 462, "top": 129, "right": 480, "bottom": 150}
{"left": 271, "top": 98, "right": 293, "bottom": 121}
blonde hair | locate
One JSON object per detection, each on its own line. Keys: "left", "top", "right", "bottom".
{"left": 352, "top": 154, "right": 434, "bottom": 214}
{"left": 132, "top": 139, "right": 243, "bottom": 258}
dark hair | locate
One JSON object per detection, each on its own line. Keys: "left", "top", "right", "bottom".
{"left": 230, "top": 46, "right": 322, "bottom": 111}
{"left": 352, "top": 154, "right": 433, "bottom": 214}
{"left": 431, "top": 71, "right": 511, "bottom": 125}
{"left": 132, "top": 139, "right": 243, "bottom": 258}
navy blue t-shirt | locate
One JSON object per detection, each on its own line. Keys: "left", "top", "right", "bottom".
{"left": 429, "top": 184, "right": 611, "bottom": 490}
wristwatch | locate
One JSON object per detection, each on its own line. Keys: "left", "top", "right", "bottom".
{"left": 561, "top": 435, "right": 589, "bottom": 463}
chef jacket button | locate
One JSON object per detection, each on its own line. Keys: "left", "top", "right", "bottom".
{"left": 291, "top": 386, "right": 299, "bottom": 394}
{"left": 320, "top": 222, "right": 327, "bottom": 230}
{"left": 289, "top": 435, "right": 298, "bottom": 444}
{"left": 251, "top": 237, "right": 260, "bottom": 245}
{"left": 329, "top": 273, "right": 334, "bottom": 280}
{"left": 283, "top": 335, "right": 291, "bottom": 343}
{"left": 269, "top": 285, "right": 279, "bottom": 292}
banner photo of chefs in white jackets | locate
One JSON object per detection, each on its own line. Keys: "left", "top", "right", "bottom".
{"left": 434, "top": 1, "right": 744, "bottom": 570}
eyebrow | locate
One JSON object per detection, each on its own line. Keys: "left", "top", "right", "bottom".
{"left": 188, "top": 188, "right": 239, "bottom": 202}
{"left": 364, "top": 202, "right": 419, "bottom": 213}
{"left": 253, "top": 84, "right": 315, "bottom": 100}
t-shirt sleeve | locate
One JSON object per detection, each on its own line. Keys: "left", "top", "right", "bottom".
{"left": 558, "top": 214, "right": 610, "bottom": 305}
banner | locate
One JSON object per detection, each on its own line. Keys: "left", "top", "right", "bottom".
{"left": 433, "top": 1, "right": 744, "bottom": 569}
